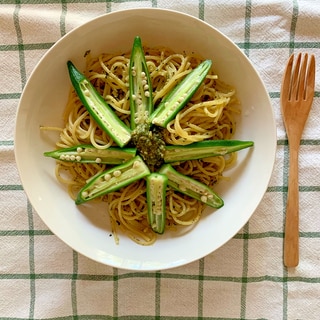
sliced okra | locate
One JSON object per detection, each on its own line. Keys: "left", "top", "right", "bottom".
{"left": 67, "top": 61, "right": 132, "bottom": 148}
{"left": 164, "top": 140, "right": 254, "bottom": 163}
{"left": 129, "top": 36, "right": 154, "bottom": 129}
{"left": 150, "top": 59, "right": 212, "bottom": 128}
{"left": 44, "top": 144, "right": 137, "bottom": 164}
{"left": 146, "top": 173, "right": 168, "bottom": 234}
{"left": 158, "top": 164, "right": 224, "bottom": 208}
{"left": 76, "top": 155, "right": 150, "bottom": 205}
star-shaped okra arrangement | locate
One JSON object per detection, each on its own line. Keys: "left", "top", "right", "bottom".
{"left": 45, "top": 36, "right": 253, "bottom": 234}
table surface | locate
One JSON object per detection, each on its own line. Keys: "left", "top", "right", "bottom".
{"left": 1, "top": 1, "right": 320, "bottom": 319}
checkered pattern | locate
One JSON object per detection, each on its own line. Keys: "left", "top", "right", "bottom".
{"left": 1, "top": 0, "right": 320, "bottom": 319}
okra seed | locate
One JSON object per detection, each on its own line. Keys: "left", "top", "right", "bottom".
{"left": 65, "top": 155, "right": 70, "bottom": 161}
{"left": 76, "top": 156, "right": 81, "bottom": 162}
{"left": 70, "top": 155, "right": 76, "bottom": 161}
{"left": 77, "top": 147, "right": 83, "bottom": 153}
{"left": 113, "top": 170, "right": 121, "bottom": 177}
{"left": 59, "top": 155, "right": 65, "bottom": 160}
{"left": 141, "top": 72, "right": 146, "bottom": 78}
{"left": 104, "top": 174, "right": 111, "bottom": 181}
{"left": 82, "top": 191, "right": 89, "bottom": 199}
{"left": 201, "top": 195, "right": 208, "bottom": 202}
{"left": 95, "top": 158, "right": 102, "bottom": 163}
{"left": 133, "top": 160, "right": 141, "bottom": 169}
{"left": 144, "top": 91, "right": 150, "bottom": 97}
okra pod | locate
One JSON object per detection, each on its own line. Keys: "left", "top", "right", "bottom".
{"left": 146, "top": 173, "right": 168, "bottom": 234}
{"left": 164, "top": 140, "right": 254, "bottom": 163}
{"left": 44, "top": 145, "right": 136, "bottom": 164}
{"left": 159, "top": 164, "right": 224, "bottom": 208}
{"left": 76, "top": 155, "right": 150, "bottom": 205}
{"left": 129, "top": 36, "right": 154, "bottom": 129}
{"left": 67, "top": 61, "right": 132, "bottom": 148}
{"left": 150, "top": 59, "right": 212, "bottom": 128}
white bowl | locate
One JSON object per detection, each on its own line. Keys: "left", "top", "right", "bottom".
{"left": 15, "top": 8, "right": 276, "bottom": 271}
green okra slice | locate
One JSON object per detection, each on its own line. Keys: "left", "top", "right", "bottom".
{"left": 76, "top": 155, "right": 150, "bottom": 205}
{"left": 158, "top": 164, "right": 224, "bottom": 209}
{"left": 164, "top": 140, "right": 254, "bottom": 163}
{"left": 67, "top": 61, "right": 132, "bottom": 148}
{"left": 150, "top": 59, "right": 212, "bottom": 128}
{"left": 146, "top": 173, "right": 168, "bottom": 234}
{"left": 129, "top": 36, "right": 154, "bottom": 129}
{"left": 44, "top": 144, "right": 136, "bottom": 165}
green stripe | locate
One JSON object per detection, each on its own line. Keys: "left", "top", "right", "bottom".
{"left": 155, "top": 271, "right": 161, "bottom": 318}
{"left": 1, "top": 0, "right": 155, "bottom": 3}
{"left": 0, "top": 93, "right": 21, "bottom": 99}
{"left": 0, "top": 140, "right": 14, "bottom": 146}
{"left": 199, "top": 0, "right": 204, "bottom": 20}
{"left": 0, "top": 230, "right": 53, "bottom": 236}
{"left": 27, "top": 200, "right": 35, "bottom": 319}
{"left": 289, "top": 0, "right": 299, "bottom": 52}
{"left": 234, "top": 231, "right": 320, "bottom": 239}
{"left": 267, "top": 185, "right": 320, "bottom": 193}
{"left": 198, "top": 258, "right": 204, "bottom": 318}
{"left": 2, "top": 41, "right": 319, "bottom": 53}
{"left": 269, "top": 90, "right": 320, "bottom": 98}
{"left": 13, "top": 1, "right": 27, "bottom": 90}
{"left": 15, "top": 231, "right": 320, "bottom": 244}
{"left": 243, "top": 0, "right": 252, "bottom": 57}
{"left": 106, "top": 1, "right": 112, "bottom": 13}
{"left": 0, "top": 43, "right": 54, "bottom": 51}
{"left": 267, "top": 186, "right": 287, "bottom": 192}
{"left": 234, "top": 231, "right": 283, "bottom": 239}
{"left": 240, "top": 2, "right": 252, "bottom": 317}
{"left": 71, "top": 251, "right": 79, "bottom": 317}
{"left": 240, "top": 222, "right": 249, "bottom": 319}
{"left": 236, "top": 41, "right": 320, "bottom": 49}
{"left": 60, "top": 0, "right": 67, "bottom": 37}
{"left": 0, "top": 185, "right": 23, "bottom": 190}
{"left": 278, "top": 139, "right": 320, "bottom": 146}
{"left": 113, "top": 267, "right": 119, "bottom": 318}
{"left": 0, "top": 316, "right": 257, "bottom": 320}
{"left": 1, "top": 272, "right": 320, "bottom": 283}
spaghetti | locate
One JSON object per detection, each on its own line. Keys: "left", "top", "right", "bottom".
{"left": 47, "top": 46, "right": 240, "bottom": 245}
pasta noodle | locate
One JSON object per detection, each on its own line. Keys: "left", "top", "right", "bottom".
{"left": 45, "top": 46, "right": 240, "bottom": 245}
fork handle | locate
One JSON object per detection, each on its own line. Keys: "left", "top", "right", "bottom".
{"left": 284, "top": 144, "right": 300, "bottom": 267}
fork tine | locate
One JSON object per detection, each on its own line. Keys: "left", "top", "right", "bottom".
{"left": 297, "top": 53, "right": 308, "bottom": 101}
{"left": 305, "top": 54, "right": 316, "bottom": 101}
{"left": 281, "top": 54, "right": 294, "bottom": 104}
{"left": 290, "top": 53, "right": 302, "bottom": 101}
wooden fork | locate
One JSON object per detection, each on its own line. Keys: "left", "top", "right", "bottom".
{"left": 280, "top": 53, "right": 316, "bottom": 267}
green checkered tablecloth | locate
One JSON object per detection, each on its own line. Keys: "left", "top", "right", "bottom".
{"left": 1, "top": 0, "right": 320, "bottom": 319}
